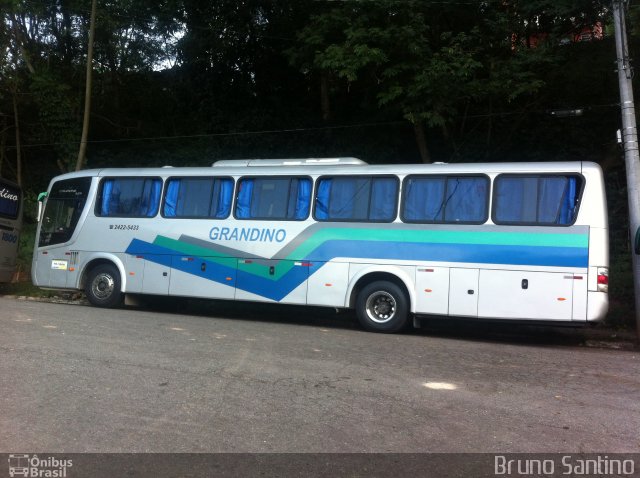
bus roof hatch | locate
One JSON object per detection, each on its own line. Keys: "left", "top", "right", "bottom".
{"left": 211, "top": 157, "right": 367, "bottom": 167}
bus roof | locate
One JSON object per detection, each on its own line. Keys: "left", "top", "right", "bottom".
{"left": 47, "top": 160, "right": 599, "bottom": 182}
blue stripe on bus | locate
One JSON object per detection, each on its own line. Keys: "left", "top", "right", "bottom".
{"left": 236, "top": 266, "right": 309, "bottom": 302}
{"left": 305, "top": 240, "right": 589, "bottom": 268}
{"left": 125, "top": 238, "right": 588, "bottom": 301}
{"left": 127, "top": 238, "right": 237, "bottom": 286}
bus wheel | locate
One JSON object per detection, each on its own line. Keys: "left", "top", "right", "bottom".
{"left": 356, "top": 281, "right": 409, "bottom": 333}
{"left": 85, "top": 264, "right": 123, "bottom": 308}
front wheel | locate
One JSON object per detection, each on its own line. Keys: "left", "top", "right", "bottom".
{"left": 356, "top": 281, "right": 409, "bottom": 333}
{"left": 85, "top": 264, "right": 123, "bottom": 308}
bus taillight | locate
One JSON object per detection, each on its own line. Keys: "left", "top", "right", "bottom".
{"left": 597, "top": 268, "right": 609, "bottom": 293}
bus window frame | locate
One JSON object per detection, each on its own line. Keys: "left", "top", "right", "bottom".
{"left": 312, "top": 174, "right": 400, "bottom": 223}
{"left": 491, "top": 173, "right": 585, "bottom": 227}
{"left": 399, "top": 174, "right": 490, "bottom": 225}
{"left": 160, "top": 176, "right": 235, "bottom": 220}
{"left": 94, "top": 176, "right": 164, "bottom": 219}
{"left": 233, "top": 175, "right": 313, "bottom": 221}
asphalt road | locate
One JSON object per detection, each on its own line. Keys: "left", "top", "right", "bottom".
{"left": 0, "top": 296, "right": 638, "bottom": 453}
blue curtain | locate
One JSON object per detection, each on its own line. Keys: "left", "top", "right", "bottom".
{"left": 315, "top": 179, "right": 331, "bottom": 220}
{"left": 101, "top": 178, "right": 161, "bottom": 217}
{"left": 328, "top": 178, "right": 356, "bottom": 219}
{"left": 559, "top": 177, "right": 577, "bottom": 224}
{"left": 444, "top": 178, "right": 487, "bottom": 222}
{"left": 100, "top": 179, "right": 115, "bottom": 216}
{"left": 495, "top": 176, "right": 579, "bottom": 224}
{"left": 235, "top": 178, "right": 308, "bottom": 220}
{"left": 403, "top": 178, "right": 445, "bottom": 222}
{"left": 140, "top": 180, "right": 151, "bottom": 215}
{"left": 294, "top": 179, "right": 311, "bottom": 220}
{"left": 538, "top": 177, "right": 566, "bottom": 223}
{"left": 139, "top": 179, "right": 161, "bottom": 216}
{"left": 494, "top": 177, "right": 526, "bottom": 223}
{"left": 250, "top": 179, "right": 276, "bottom": 218}
{"left": 165, "top": 178, "right": 231, "bottom": 218}
{"left": 164, "top": 180, "right": 179, "bottom": 217}
{"left": 236, "top": 179, "right": 253, "bottom": 219}
{"left": 215, "top": 179, "right": 233, "bottom": 218}
{"left": 148, "top": 179, "right": 162, "bottom": 217}
{"left": 370, "top": 178, "right": 398, "bottom": 221}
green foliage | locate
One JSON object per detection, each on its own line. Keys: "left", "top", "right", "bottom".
{"left": 29, "top": 72, "right": 79, "bottom": 171}
{"left": 379, "top": 31, "right": 483, "bottom": 128}
{"left": 605, "top": 168, "right": 636, "bottom": 328}
{"left": 0, "top": 280, "right": 56, "bottom": 298}
{"left": 286, "top": 0, "right": 572, "bottom": 135}
{"left": 17, "top": 220, "right": 35, "bottom": 274}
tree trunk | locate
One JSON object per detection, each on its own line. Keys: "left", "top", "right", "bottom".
{"left": 413, "top": 121, "right": 431, "bottom": 163}
{"left": 76, "top": 0, "right": 97, "bottom": 171}
{"left": 10, "top": 14, "right": 36, "bottom": 75}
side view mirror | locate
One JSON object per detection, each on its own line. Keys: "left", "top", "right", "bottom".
{"left": 37, "top": 191, "right": 48, "bottom": 223}
{"left": 635, "top": 226, "right": 640, "bottom": 255}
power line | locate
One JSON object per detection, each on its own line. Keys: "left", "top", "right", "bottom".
{"left": 5, "top": 102, "right": 621, "bottom": 150}
{"left": 8, "top": 120, "right": 408, "bottom": 149}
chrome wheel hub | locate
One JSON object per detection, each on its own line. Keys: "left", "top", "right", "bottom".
{"left": 91, "top": 273, "right": 115, "bottom": 300}
{"left": 365, "top": 291, "right": 396, "bottom": 324}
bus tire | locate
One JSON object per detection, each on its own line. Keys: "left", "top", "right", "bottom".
{"left": 356, "top": 281, "right": 409, "bottom": 333}
{"left": 85, "top": 264, "right": 123, "bottom": 308}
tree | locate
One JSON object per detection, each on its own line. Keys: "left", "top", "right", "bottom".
{"left": 287, "top": 0, "right": 611, "bottom": 163}
{"left": 287, "top": 1, "right": 500, "bottom": 162}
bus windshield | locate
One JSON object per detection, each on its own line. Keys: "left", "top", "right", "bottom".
{"left": 39, "top": 177, "right": 92, "bottom": 247}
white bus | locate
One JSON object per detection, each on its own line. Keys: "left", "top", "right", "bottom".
{"left": 0, "top": 178, "right": 22, "bottom": 283}
{"left": 31, "top": 158, "right": 609, "bottom": 332}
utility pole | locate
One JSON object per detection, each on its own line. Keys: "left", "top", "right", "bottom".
{"left": 76, "top": 0, "right": 97, "bottom": 171}
{"left": 613, "top": 0, "right": 640, "bottom": 341}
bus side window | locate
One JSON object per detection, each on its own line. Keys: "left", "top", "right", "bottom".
{"left": 98, "top": 178, "right": 162, "bottom": 217}
{"left": 402, "top": 177, "right": 445, "bottom": 221}
{"left": 493, "top": 175, "right": 582, "bottom": 226}
{"left": 443, "top": 177, "right": 488, "bottom": 222}
{"left": 315, "top": 176, "right": 398, "bottom": 222}
{"left": 370, "top": 178, "right": 397, "bottom": 220}
{"left": 235, "top": 177, "right": 311, "bottom": 220}
{"left": 163, "top": 177, "right": 233, "bottom": 218}
{"left": 401, "top": 175, "right": 488, "bottom": 224}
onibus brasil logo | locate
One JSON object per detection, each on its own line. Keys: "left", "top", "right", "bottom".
{"left": 8, "top": 454, "right": 73, "bottom": 477}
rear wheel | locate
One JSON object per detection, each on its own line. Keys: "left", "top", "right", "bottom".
{"left": 85, "top": 264, "right": 123, "bottom": 308}
{"left": 356, "top": 281, "right": 409, "bottom": 333}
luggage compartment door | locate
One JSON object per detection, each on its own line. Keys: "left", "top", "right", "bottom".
{"left": 478, "top": 270, "right": 573, "bottom": 320}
